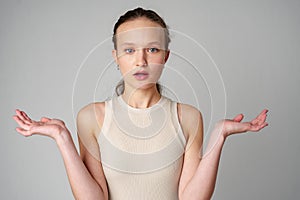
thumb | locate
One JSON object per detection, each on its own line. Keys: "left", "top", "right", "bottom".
{"left": 40, "top": 117, "right": 51, "bottom": 123}
{"left": 233, "top": 114, "right": 244, "bottom": 122}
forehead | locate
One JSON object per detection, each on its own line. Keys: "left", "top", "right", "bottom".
{"left": 115, "top": 18, "right": 166, "bottom": 48}
{"left": 116, "top": 28, "right": 166, "bottom": 46}
{"left": 116, "top": 17, "right": 162, "bottom": 34}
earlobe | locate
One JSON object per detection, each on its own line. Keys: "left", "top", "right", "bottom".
{"left": 112, "top": 49, "right": 118, "bottom": 65}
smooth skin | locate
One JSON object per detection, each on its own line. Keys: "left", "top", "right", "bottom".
{"left": 13, "top": 17, "right": 268, "bottom": 200}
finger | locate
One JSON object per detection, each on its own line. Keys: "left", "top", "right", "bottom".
{"left": 257, "top": 114, "right": 267, "bottom": 126}
{"left": 13, "top": 115, "right": 31, "bottom": 130}
{"left": 41, "top": 117, "right": 51, "bottom": 123}
{"left": 233, "top": 114, "right": 244, "bottom": 122}
{"left": 49, "top": 118, "right": 65, "bottom": 126}
{"left": 250, "top": 121, "right": 268, "bottom": 132}
{"left": 19, "top": 110, "right": 30, "bottom": 120}
{"left": 16, "top": 127, "right": 32, "bottom": 137}
{"left": 15, "top": 109, "right": 24, "bottom": 119}
{"left": 251, "top": 109, "right": 267, "bottom": 123}
{"left": 252, "top": 109, "right": 268, "bottom": 125}
{"left": 15, "top": 110, "right": 31, "bottom": 125}
{"left": 257, "top": 109, "right": 268, "bottom": 120}
{"left": 261, "top": 109, "right": 268, "bottom": 115}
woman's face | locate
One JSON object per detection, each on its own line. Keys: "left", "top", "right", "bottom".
{"left": 113, "top": 17, "right": 169, "bottom": 91}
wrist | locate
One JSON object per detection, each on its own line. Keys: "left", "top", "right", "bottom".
{"left": 213, "top": 121, "right": 229, "bottom": 140}
{"left": 55, "top": 130, "right": 73, "bottom": 148}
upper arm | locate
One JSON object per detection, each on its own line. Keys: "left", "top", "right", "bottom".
{"left": 177, "top": 103, "right": 203, "bottom": 197}
{"left": 76, "top": 103, "right": 108, "bottom": 196}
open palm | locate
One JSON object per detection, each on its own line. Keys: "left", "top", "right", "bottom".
{"left": 218, "top": 109, "right": 269, "bottom": 137}
{"left": 13, "top": 109, "right": 68, "bottom": 140}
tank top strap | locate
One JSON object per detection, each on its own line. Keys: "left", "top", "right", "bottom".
{"left": 100, "top": 97, "right": 113, "bottom": 136}
{"left": 170, "top": 100, "right": 187, "bottom": 148}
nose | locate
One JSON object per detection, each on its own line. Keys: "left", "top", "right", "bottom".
{"left": 135, "top": 48, "right": 147, "bottom": 67}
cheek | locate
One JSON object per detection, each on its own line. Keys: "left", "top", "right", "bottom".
{"left": 118, "top": 57, "right": 132, "bottom": 71}
{"left": 148, "top": 55, "right": 166, "bottom": 77}
{"left": 149, "top": 63, "right": 164, "bottom": 81}
{"left": 148, "top": 54, "right": 166, "bottom": 65}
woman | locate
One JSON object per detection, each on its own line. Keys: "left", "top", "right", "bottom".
{"left": 13, "top": 7, "right": 268, "bottom": 200}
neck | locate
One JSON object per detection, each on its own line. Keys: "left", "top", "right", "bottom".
{"left": 122, "top": 84, "right": 161, "bottom": 109}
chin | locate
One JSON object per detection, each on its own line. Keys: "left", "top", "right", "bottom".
{"left": 127, "top": 82, "right": 157, "bottom": 91}
{"left": 136, "top": 82, "right": 157, "bottom": 90}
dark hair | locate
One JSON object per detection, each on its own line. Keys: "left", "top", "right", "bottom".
{"left": 112, "top": 7, "right": 170, "bottom": 49}
{"left": 113, "top": 7, "right": 169, "bottom": 96}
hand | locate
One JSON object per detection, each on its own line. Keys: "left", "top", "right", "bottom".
{"left": 216, "top": 109, "right": 269, "bottom": 138}
{"left": 13, "top": 109, "right": 70, "bottom": 141}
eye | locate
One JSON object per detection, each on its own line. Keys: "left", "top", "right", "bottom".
{"left": 147, "top": 48, "right": 159, "bottom": 53}
{"left": 124, "top": 48, "right": 135, "bottom": 54}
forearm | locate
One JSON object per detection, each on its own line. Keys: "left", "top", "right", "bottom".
{"left": 181, "top": 128, "right": 226, "bottom": 200}
{"left": 56, "top": 131, "right": 106, "bottom": 200}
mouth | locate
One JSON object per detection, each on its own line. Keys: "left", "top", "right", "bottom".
{"left": 133, "top": 71, "right": 149, "bottom": 80}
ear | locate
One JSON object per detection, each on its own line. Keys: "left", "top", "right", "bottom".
{"left": 112, "top": 49, "right": 118, "bottom": 65}
{"left": 164, "top": 50, "right": 170, "bottom": 63}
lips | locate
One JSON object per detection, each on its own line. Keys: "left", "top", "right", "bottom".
{"left": 133, "top": 70, "right": 149, "bottom": 76}
{"left": 133, "top": 70, "right": 149, "bottom": 80}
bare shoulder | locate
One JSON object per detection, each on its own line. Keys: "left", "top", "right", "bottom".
{"left": 177, "top": 102, "right": 203, "bottom": 130}
{"left": 77, "top": 101, "right": 106, "bottom": 137}
{"left": 177, "top": 103, "right": 202, "bottom": 118}
{"left": 176, "top": 102, "right": 203, "bottom": 146}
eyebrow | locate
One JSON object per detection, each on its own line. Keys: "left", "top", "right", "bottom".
{"left": 120, "top": 41, "right": 162, "bottom": 47}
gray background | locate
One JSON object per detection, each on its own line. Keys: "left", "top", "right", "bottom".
{"left": 1, "top": 0, "right": 299, "bottom": 199}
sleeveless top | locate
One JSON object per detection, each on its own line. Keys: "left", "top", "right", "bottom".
{"left": 97, "top": 95, "right": 187, "bottom": 200}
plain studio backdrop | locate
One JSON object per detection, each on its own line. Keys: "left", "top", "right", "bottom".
{"left": 1, "top": 0, "right": 299, "bottom": 199}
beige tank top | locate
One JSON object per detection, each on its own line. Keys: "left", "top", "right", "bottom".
{"left": 98, "top": 95, "right": 186, "bottom": 200}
